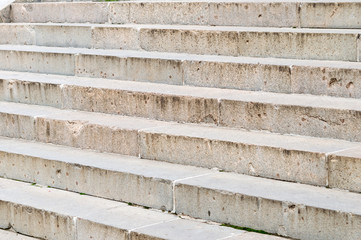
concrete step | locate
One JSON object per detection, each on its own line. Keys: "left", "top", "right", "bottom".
{"left": 0, "top": 45, "right": 361, "bottom": 98}
{"left": 0, "top": 136, "right": 214, "bottom": 211}
{"left": 9, "top": 1, "right": 361, "bottom": 29}
{"left": 0, "top": 178, "right": 273, "bottom": 240}
{"left": 0, "top": 23, "right": 360, "bottom": 61}
{"left": 1, "top": 101, "right": 361, "bottom": 189}
{"left": 0, "top": 166, "right": 360, "bottom": 240}
{"left": 174, "top": 171, "right": 361, "bottom": 240}
{"left": 2, "top": 71, "right": 361, "bottom": 140}
{"left": 0, "top": 229, "right": 40, "bottom": 240}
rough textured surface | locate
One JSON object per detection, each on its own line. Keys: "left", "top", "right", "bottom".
{"left": 175, "top": 172, "right": 361, "bottom": 240}
{"left": 11, "top": 3, "right": 109, "bottom": 23}
{"left": 139, "top": 122, "right": 360, "bottom": 186}
{"left": 8, "top": 1, "right": 361, "bottom": 28}
{"left": 1, "top": 1, "right": 361, "bottom": 240}
{"left": 0, "top": 178, "right": 255, "bottom": 240}
{"left": 329, "top": 146, "right": 361, "bottom": 193}
{"left": 219, "top": 95, "right": 361, "bottom": 141}
{"left": 2, "top": 100, "right": 361, "bottom": 189}
{"left": 0, "top": 23, "right": 359, "bottom": 61}
{"left": 300, "top": 2, "right": 361, "bottom": 28}
{"left": 0, "top": 136, "right": 213, "bottom": 211}
{"left": 0, "top": 101, "right": 173, "bottom": 155}
{"left": 0, "top": 6, "right": 11, "bottom": 23}
{"left": 0, "top": 46, "right": 361, "bottom": 98}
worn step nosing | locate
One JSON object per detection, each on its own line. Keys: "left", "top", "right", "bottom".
{"left": 2, "top": 157, "right": 361, "bottom": 239}
{"left": 0, "top": 177, "right": 271, "bottom": 240}
{"left": 1, "top": 71, "right": 361, "bottom": 111}
{"left": 1, "top": 101, "right": 361, "bottom": 189}
{"left": 0, "top": 136, "right": 214, "bottom": 211}
{"left": 2, "top": 72, "right": 361, "bottom": 141}
{"left": 174, "top": 173, "right": 361, "bottom": 239}
{"left": 0, "top": 23, "right": 360, "bottom": 61}
{"left": 1, "top": 45, "right": 361, "bottom": 99}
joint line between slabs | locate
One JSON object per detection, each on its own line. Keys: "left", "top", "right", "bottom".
{"left": 128, "top": 218, "right": 178, "bottom": 234}
{"left": 217, "top": 232, "right": 248, "bottom": 240}
{"left": 172, "top": 172, "right": 216, "bottom": 213}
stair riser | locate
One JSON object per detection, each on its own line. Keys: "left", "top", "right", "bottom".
{"left": 0, "top": 25, "right": 359, "bottom": 61}
{"left": 328, "top": 147, "right": 361, "bottom": 193}
{"left": 0, "top": 79, "right": 219, "bottom": 124}
{"left": 0, "top": 50, "right": 75, "bottom": 76}
{"left": 139, "top": 28, "right": 359, "bottom": 61}
{"left": 175, "top": 184, "right": 361, "bottom": 240}
{"left": 0, "top": 6, "right": 10, "bottom": 23}
{"left": 0, "top": 152, "right": 174, "bottom": 210}
{"left": 1, "top": 146, "right": 361, "bottom": 240}
{"left": 0, "top": 112, "right": 139, "bottom": 155}
{"left": 1, "top": 49, "right": 360, "bottom": 99}
{"left": 0, "top": 198, "right": 242, "bottom": 240}
{"left": 0, "top": 201, "right": 76, "bottom": 240}
{"left": 0, "top": 201, "right": 138, "bottom": 240}
{"left": 2, "top": 78, "right": 361, "bottom": 141}
{"left": 0, "top": 111, "right": 330, "bottom": 188}
{"left": 220, "top": 100, "right": 361, "bottom": 142}
{"left": 10, "top": 2, "right": 361, "bottom": 29}
{"left": 139, "top": 132, "right": 329, "bottom": 186}
{"left": 0, "top": 50, "right": 183, "bottom": 84}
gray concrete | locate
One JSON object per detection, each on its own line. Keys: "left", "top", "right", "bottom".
{"left": 0, "top": 46, "right": 361, "bottom": 98}
{"left": 2, "top": 71, "right": 361, "bottom": 140}
{"left": 8, "top": 1, "right": 361, "bottom": 28}
{"left": 1, "top": 1, "right": 361, "bottom": 239}
{"left": 139, "top": 122, "right": 361, "bottom": 187}
{"left": 0, "top": 136, "right": 213, "bottom": 211}
{"left": 175, "top": 172, "right": 361, "bottom": 240}
{"left": 328, "top": 146, "right": 361, "bottom": 193}
{"left": 1, "top": 101, "right": 361, "bottom": 189}
{"left": 0, "top": 23, "right": 359, "bottom": 61}
{"left": 0, "top": 178, "right": 260, "bottom": 240}
{"left": 300, "top": 2, "right": 361, "bottom": 28}
{"left": 0, "top": 101, "right": 173, "bottom": 155}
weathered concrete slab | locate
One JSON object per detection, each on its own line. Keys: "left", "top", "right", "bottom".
{"left": 11, "top": 2, "right": 109, "bottom": 23}
{"left": 0, "top": 24, "right": 359, "bottom": 61}
{"left": 0, "top": 136, "right": 213, "bottom": 210}
{"left": 175, "top": 172, "right": 361, "bottom": 240}
{"left": 0, "top": 101, "right": 173, "bottom": 155}
{"left": 0, "top": 178, "right": 255, "bottom": 240}
{"left": 219, "top": 91, "right": 361, "bottom": 141}
{"left": 300, "top": 2, "right": 361, "bottom": 28}
{"left": 1, "top": 100, "right": 361, "bottom": 187}
{"left": 2, "top": 71, "right": 361, "bottom": 139}
{"left": 0, "top": 46, "right": 361, "bottom": 98}
{"left": 139, "top": 122, "right": 361, "bottom": 186}
{"left": 9, "top": 1, "right": 361, "bottom": 28}
{"left": 328, "top": 146, "right": 361, "bottom": 193}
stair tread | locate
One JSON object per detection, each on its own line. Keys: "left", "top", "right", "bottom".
{"left": 2, "top": 70, "right": 361, "bottom": 112}
{"left": 0, "top": 177, "right": 284, "bottom": 240}
{"left": 177, "top": 172, "right": 361, "bottom": 215}
{"left": 0, "top": 44, "right": 360, "bottom": 69}
{"left": 1, "top": 136, "right": 361, "bottom": 218}
{"left": 0, "top": 100, "right": 360, "bottom": 155}
{"left": 0, "top": 136, "right": 213, "bottom": 181}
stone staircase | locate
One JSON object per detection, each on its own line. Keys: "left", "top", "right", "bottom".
{"left": 0, "top": 1, "right": 361, "bottom": 239}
